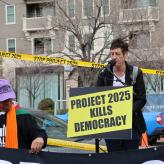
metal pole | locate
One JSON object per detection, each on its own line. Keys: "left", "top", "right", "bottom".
{"left": 95, "top": 139, "right": 99, "bottom": 153}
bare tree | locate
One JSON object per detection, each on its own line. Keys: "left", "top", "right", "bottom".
{"left": 46, "top": 0, "right": 115, "bottom": 87}
{"left": 14, "top": 62, "right": 45, "bottom": 108}
{"left": 13, "top": 59, "right": 63, "bottom": 108}
{"left": 23, "top": 0, "right": 163, "bottom": 90}
{"left": 49, "top": 0, "right": 160, "bottom": 87}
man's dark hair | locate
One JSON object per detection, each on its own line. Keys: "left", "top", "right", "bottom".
{"left": 110, "top": 38, "right": 128, "bottom": 54}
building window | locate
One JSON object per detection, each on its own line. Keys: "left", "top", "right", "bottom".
{"left": 7, "top": 38, "right": 16, "bottom": 52}
{"left": 129, "top": 31, "right": 150, "bottom": 49}
{"left": 6, "top": 5, "right": 15, "bottom": 24}
{"left": 121, "top": 0, "right": 157, "bottom": 9}
{"left": 68, "top": 0, "right": 75, "bottom": 18}
{"left": 83, "top": 0, "right": 93, "bottom": 17}
{"left": 137, "top": 0, "right": 157, "bottom": 7}
{"left": 16, "top": 66, "right": 64, "bottom": 109}
{"left": 27, "top": 3, "right": 55, "bottom": 18}
{"left": 34, "top": 38, "right": 52, "bottom": 55}
{"left": 101, "top": 0, "right": 109, "bottom": 15}
{"left": 121, "top": 0, "right": 135, "bottom": 9}
{"left": 84, "top": 33, "right": 94, "bottom": 50}
{"left": 104, "top": 31, "right": 110, "bottom": 49}
{"left": 68, "top": 35, "right": 75, "bottom": 51}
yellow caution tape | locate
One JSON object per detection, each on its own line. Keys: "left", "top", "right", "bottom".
{"left": 0, "top": 51, "right": 104, "bottom": 68}
{"left": 47, "top": 138, "right": 107, "bottom": 152}
{"left": 0, "top": 51, "right": 164, "bottom": 75}
{"left": 141, "top": 68, "right": 164, "bottom": 75}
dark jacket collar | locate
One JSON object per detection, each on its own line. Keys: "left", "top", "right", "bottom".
{"left": 108, "top": 61, "right": 133, "bottom": 86}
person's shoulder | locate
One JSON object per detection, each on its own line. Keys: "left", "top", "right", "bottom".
{"left": 126, "top": 62, "right": 133, "bottom": 69}
{"left": 126, "top": 63, "right": 142, "bottom": 73}
{"left": 16, "top": 108, "right": 33, "bottom": 125}
{"left": 16, "top": 108, "right": 30, "bottom": 115}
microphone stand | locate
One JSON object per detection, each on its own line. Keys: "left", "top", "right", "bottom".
{"left": 95, "top": 139, "right": 99, "bottom": 153}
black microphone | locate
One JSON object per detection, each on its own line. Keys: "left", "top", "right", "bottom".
{"left": 106, "top": 59, "right": 126, "bottom": 86}
{"left": 106, "top": 59, "right": 116, "bottom": 71}
{"left": 108, "top": 59, "right": 116, "bottom": 67}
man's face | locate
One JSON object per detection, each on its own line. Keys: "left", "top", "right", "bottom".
{"left": 0, "top": 99, "right": 13, "bottom": 112}
{"left": 110, "top": 48, "right": 128, "bottom": 67}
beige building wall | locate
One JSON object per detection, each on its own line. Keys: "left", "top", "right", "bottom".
{"left": 109, "top": 0, "right": 164, "bottom": 64}
{"left": 2, "top": 0, "right": 163, "bottom": 99}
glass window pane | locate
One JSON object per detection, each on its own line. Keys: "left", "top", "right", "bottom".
{"left": 137, "top": 0, "right": 149, "bottom": 7}
{"left": 84, "top": 33, "right": 94, "bottom": 50}
{"left": 43, "top": 3, "right": 55, "bottom": 16}
{"left": 34, "top": 38, "right": 51, "bottom": 55}
{"left": 129, "top": 31, "right": 150, "bottom": 49}
{"left": 149, "top": 0, "right": 157, "bottom": 6}
{"left": 121, "top": 0, "right": 156, "bottom": 8}
{"left": 101, "top": 0, "right": 109, "bottom": 15}
{"left": 8, "top": 39, "right": 16, "bottom": 52}
{"left": 7, "top": 6, "right": 14, "bottom": 14}
{"left": 17, "top": 72, "right": 64, "bottom": 109}
{"left": 104, "top": 31, "right": 110, "bottom": 49}
{"left": 44, "top": 38, "right": 51, "bottom": 54}
{"left": 83, "top": 0, "right": 93, "bottom": 17}
{"left": 121, "top": 0, "right": 137, "bottom": 9}
{"left": 69, "top": 35, "right": 75, "bottom": 51}
{"left": 7, "top": 15, "right": 13, "bottom": 22}
{"left": 68, "top": 0, "right": 75, "bottom": 17}
{"left": 34, "top": 38, "right": 44, "bottom": 54}
{"left": 7, "top": 5, "right": 15, "bottom": 23}
{"left": 143, "top": 71, "right": 164, "bottom": 113}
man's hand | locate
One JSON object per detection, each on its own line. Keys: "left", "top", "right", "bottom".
{"left": 30, "top": 137, "right": 44, "bottom": 154}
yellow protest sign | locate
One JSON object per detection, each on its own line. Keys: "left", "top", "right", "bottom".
{"left": 67, "top": 86, "right": 133, "bottom": 138}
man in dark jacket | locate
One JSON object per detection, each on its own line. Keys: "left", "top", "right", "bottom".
{"left": 0, "top": 78, "right": 47, "bottom": 153}
{"left": 97, "top": 38, "right": 146, "bottom": 152}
